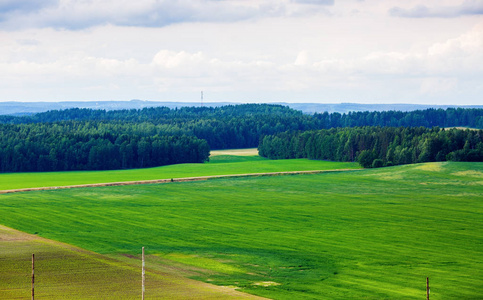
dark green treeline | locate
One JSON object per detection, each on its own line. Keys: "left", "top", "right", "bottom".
{"left": 0, "top": 104, "right": 314, "bottom": 172}
{"left": 258, "top": 127, "right": 483, "bottom": 168}
{"left": 312, "top": 108, "right": 483, "bottom": 129}
{"left": 1, "top": 105, "right": 483, "bottom": 150}
{"left": 2, "top": 106, "right": 483, "bottom": 130}
{"left": 1, "top": 104, "right": 483, "bottom": 172}
{"left": 0, "top": 104, "right": 320, "bottom": 150}
{"left": 0, "top": 122, "right": 209, "bottom": 172}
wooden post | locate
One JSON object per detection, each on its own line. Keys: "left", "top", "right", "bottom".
{"left": 142, "top": 247, "right": 145, "bottom": 300}
{"left": 426, "top": 277, "right": 430, "bottom": 300}
{"left": 31, "top": 254, "right": 35, "bottom": 300}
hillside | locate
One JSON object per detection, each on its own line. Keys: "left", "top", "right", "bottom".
{"left": 0, "top": 160, "right": 481, "bottom": 299}
{"left": 0, "top": 153, "right": 359, "bottom": 190}
{"left": 1, "top": 100, "right": 483, "bottom": 115}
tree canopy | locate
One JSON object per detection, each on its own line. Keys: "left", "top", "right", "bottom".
{"left": 258, "top": 127, "right": 483, "bottom": 167}
{"left": 0, "top": 122, "right": 209, "bottom": 172}
{"left": 1, "top": 104, "right": 482, "bottom": 172}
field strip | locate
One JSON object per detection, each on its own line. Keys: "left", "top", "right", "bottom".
{"left": 0, "top": 168, "right": 361, "bottom": 194}
{"left": 0, "top": 224, "right": 268, "bottom": 299}
{"left": 210, "top": 148, "right": 259, "bottom": 156}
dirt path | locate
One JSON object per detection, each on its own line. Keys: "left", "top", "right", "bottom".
{"left": 0, "top": 169, "right": 360, "bottom": 195}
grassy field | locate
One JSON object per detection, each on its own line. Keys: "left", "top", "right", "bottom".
{"left": 0, "top": 152, "right": 359, "bottom": 191}
{"left": 0, "top": 225, "right": 264, "bottom": 299}
{"left": 0, "top": 161, "right": 481, "bottom": 299}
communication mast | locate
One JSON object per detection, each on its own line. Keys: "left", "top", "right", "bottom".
{"left": 201, "top": 91, "right": 203, "bottom": 107}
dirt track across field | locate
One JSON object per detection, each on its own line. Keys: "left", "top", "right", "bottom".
{"left": 0, "top": 169, "right": 360, "bottom": 195}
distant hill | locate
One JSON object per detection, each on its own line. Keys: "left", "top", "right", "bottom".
{"left": 0, "top": 100, "right": 482, "bottom": 115}
{"left": 0, "top": 100, "right": 232, "bottom": 116}
{"left": 279, "top": 102, "right": 483, "bottom": 114}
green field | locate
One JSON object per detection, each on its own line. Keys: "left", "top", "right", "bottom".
{"left": 0, "top": 161, "right": 481, "bottom": 299}
{"left": 0, "top": 153, "right": 359, "bottom": 190}
{"left": 0, "top": 225, "right": 264, "bottom": 299}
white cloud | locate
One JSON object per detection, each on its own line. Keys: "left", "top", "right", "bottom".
{"left": 0, "top": 1, "right": 482, "bottom": 104}
{"left": 291, "top": 0, "right": 334, "bottom": 5}
{"left": 0, "top": 0, "right": 335, "bottom": 30}
{"left": 428, "top": 22, "right": 483, "bottom": 56}
{"left": 322, "top": 20, "right": 483, "bottom": 78}
{"left": 150, "top": 49, "right": 281, "bottom": 92}
{"left": 293, "top": 50, "right": 310, "bottom": 66}
{"left": 389, "top": 0, "right": 483, "bottom": 18}
{"left": 0, "top": 0, "right": 57, "bottom": 14}
{"left": 426, "top": 21, "right": 483, "bottom": 75}
{"left": 153, "top": 50, "right": 206, "bottom": 69}
{"left": 420, "top": 77, "right": 458, "bottom": 96}
{"left": 1, "top": 19, "right": 482, "bottom": 102}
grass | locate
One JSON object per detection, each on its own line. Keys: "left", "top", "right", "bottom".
{"left": 0, "top": 153, "right": 359, "bottom": 190}
{"left": 0, "top": 161, "right": 481, "bottom": 299}
{"left": 0, "top": 225, "right": 262, "bottom": 299}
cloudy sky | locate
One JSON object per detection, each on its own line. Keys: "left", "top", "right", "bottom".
{"left": 1, "top": 0, "right": 482, "bottom": 104}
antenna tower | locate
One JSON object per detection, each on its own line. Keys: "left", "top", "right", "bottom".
{"left": 201, "top": 91, "right": 203, "bottom": 107}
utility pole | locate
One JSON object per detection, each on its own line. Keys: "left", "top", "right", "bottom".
{"left": 31, "top": 254, "right": 35, "bottom": 300}
{"left": 142, "top": 247, "right": 145, "bottom": 300}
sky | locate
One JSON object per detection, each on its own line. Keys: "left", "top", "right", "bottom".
{"left": 0, "top": 0, "right": 482, "bottom": 105}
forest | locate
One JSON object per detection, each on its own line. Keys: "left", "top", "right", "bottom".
{"left": 258, "top": 126, "right": 483, "bottom": 167}
{"left": 0, "top": 122, "right": 209, "bottom": 172}
{"left": 0, "top": 105, "right": 318, "bottom": 149}
{"left": 1, "top": 104, "right": 483, "bottom": 129}
{"left": 0, "top": 104, "right": 482, "bottom": 172}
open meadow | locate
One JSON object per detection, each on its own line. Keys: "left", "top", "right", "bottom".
{"left": 0, "top": 150, "right": 359, "bottom": 191}
{"left": 0, "top": 158, "right": 481, "bottom": 299}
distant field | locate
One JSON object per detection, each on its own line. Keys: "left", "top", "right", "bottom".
{"left": 210, "top": 148, "right": 259, "bottom": 156}
{"left": 0, "top": 155, "right": 359, "bottom": 190}
{"left": 0, "top": 162, "right": 481, "bottom": 299}
{"left": 444, "top": 126, "right": 480, "bottom": 131}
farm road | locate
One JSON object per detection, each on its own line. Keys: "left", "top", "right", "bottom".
{"left": 0, "top": 169, "right": 360, "bottom": 195}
